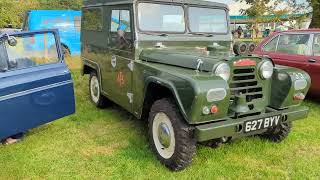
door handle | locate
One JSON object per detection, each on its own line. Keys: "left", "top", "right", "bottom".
{"left": 308, "top": 59, "right": 316, "bottom": 63}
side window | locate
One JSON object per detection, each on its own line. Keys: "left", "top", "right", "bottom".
{"left": 5, "top": 33, "right": 59, "bottom": 71}
{"left": 74, "top": 16, "right": 81, "bottom": 32}
{"left": 83, "top": 8, "right": 103, "bottom": 31}
{"left": 110, "top": 10, "right": 131, "bottom": 33}
{"left": 313, "top": 34, "right": 320, "bottom": 56}
{"left": 264, "top": 36, "right": 278, "bottom": 52}
{"left": 23, "top": 13, "right": 30, "bottom": 31}
{"left": 277, "top": 34, "right": 310, "bottom": 55}
{"left": 110, "top": 9, "right": 133, "bottom": 50}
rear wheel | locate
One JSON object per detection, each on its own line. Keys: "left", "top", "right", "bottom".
{"left": 89, "top": 72, "right": 108, "bottom": 108}
{"left": 260, "top": 122, "right": 292, "bottom": 142}
{"left": 148, "top": 98, "right": 196, "bottom": 171}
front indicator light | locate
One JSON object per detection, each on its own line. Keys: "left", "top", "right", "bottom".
{"left": 202, "top": 105, "right": 219, "bottom": 115}
{"left": 202, "top": 106, "right": 211, "bottom": 115}
{"left": 294, "top": 93, "right": 305, "bottom": 101}
{"left": 211, "top": 105, "right": 219, "bottom": 114}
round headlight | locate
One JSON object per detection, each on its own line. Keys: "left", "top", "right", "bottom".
{"left": 214, "top": 63, "right": 230, "bottom": 81}
{"left": 294, "top": 79, "right": 307, "bottom": 90}
{"left": 260, "top": 61, "right": 274, "bottom": 79}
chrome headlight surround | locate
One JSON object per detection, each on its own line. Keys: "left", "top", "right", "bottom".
{"left": 259, "top": 61, "right": 274, "bottom": 79}
{"left": 213, "top": 63, "right": 231, "bottom": 81}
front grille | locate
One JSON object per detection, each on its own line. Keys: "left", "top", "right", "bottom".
{"left": 230, "top": 67, "right": 264, "bottom": 103}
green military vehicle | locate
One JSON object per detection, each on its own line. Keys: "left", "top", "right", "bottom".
{"left": 81, "top": 0, "right": 311, "bottom": 171}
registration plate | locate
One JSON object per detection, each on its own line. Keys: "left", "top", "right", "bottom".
{"left": 244, "top": 115, "right": 281, "bottom": 133}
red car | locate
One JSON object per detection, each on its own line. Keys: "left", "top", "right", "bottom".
{"left": 255, "top": 29, "right": 320, "bottom": 96}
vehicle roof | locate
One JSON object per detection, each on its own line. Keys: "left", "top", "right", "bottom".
{"left": 83, "top": 0, "right": 229, "bottom": 9}
{"left": 29, "top": 10, "right": 81, "bottom": 15}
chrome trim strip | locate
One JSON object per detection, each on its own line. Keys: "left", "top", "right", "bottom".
{"left": 0, "top": 80, "right": 73, "bottom": 102}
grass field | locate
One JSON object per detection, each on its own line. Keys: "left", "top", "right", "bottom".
{"left": 0, "top": 57, "right": 320, "bottom": 179}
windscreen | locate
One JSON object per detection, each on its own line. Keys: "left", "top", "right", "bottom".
{"left": 188, "top": 7, "right": 228, "bottom": 34}
{"left": 138, "top": 3, "right": 185, "bottom": 32}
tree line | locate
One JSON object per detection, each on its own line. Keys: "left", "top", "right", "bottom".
{"left": 0, "top": 0, "right": 82, "bottom": 28}
{"left": 237, "top": 0, "right": 319, "bottom": 28}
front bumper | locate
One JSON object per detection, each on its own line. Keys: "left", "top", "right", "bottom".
{"left": 195, "top": 106, "right": 309, "bottom": 142}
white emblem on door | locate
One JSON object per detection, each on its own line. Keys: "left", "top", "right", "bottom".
{"left": 111, "top": 55, "right": 117, "bottom": 68}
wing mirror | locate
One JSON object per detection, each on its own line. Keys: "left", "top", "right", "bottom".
{"left": 0, "top": 34, "right": 17, "bottom": 47}
{"left": 7, "top": 36, "right": 17, "bottom": 47}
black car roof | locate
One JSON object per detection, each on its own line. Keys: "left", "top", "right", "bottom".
{"left": 83, "top": 0, "right": 229, "bottom": 9}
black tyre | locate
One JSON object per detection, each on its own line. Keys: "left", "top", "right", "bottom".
{"left": 201, "top": 137, "right": 232, "bottom": 148}
{"left": 148, "top": 98, "right": 196, "bottom": 171}
{"left": 201, "top": 138, "right": 223, "bottom": 148}
{"left": 260, "top": 122, "right": 292, "bottom": 143}
{"left": 89, "top": 72, "right": 108, "bottom": 108}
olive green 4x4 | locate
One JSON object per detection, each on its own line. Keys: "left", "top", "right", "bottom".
{"left": 81, "top": 0, "right": 310, "bottom": 171}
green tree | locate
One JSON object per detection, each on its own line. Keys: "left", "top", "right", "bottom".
{"left": 280, "top": 0, "right": 319, "bottom": 28}
{"left": 38, "top": 0, "right": 82, "bottom": 10}
{"left": 309, "top": 0, "right": 320, "bottom": 28}
{"left": 0, "top": 0, "right": 82, "bottom": 28}
{"left": 238, "top": 0, "right": 319, "bottom": 28}
{"left": 0, "top": 0, "right": 39, "bottom": 28}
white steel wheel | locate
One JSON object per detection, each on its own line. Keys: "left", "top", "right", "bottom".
{"left": 148, "top": 98, "right": 196, "bottom": 171}
{"left": 89, "top": 72, "right": 108, "bottom": 108}
{"left": 152, "top": 112, "right": 176, "bottom": 159}
{"left": 90, "top": 75, "right": 100, "bottom": 104}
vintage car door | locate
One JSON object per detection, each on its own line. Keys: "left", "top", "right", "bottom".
{"left": 270, "top": 33, "right": 310, "bottom": 71}
{"left": 307, "top": 33, "right": 320, "bottom": 94}
{"left": 0, "top": 30, "right": 75, "bottom": 140}
{"left": 105, "top": 6, "right": 134, "bottom": 113}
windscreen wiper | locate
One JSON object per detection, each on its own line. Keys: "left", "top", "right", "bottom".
{"left": 189, "top": 33, "right": 213, "bottom": 37}
{"left": 140, "top": 32, "right": 168, "bottom": 37}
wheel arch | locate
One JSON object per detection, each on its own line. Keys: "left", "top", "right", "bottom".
{"left": 142, "top": 76, "right": 189, "bottom": 122}
{"left": 81, "top": 58, "right": 100, "bottom": 76}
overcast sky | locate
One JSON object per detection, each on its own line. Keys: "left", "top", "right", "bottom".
{"left": 210, "top": 0, "right": 307, "bottom": 5}
{"left": 207, "top": 0, "right": 308, "bottom": 15}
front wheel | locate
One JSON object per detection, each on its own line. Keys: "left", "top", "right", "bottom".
{"left": 148, "top": 98, "right": 196, "bottom": 171}
{"left": 89, "top": 72, "right": 108, "bottom": 108}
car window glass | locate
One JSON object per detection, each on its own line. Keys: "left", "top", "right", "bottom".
{"left": 111, "top": 10, "right": 131, "bottom": 33}
{"left": 110, "top": 9, "right": 133, "bottom": 51}
{"left": 0, "top": 42, "right": 8, "bottom": 71}
{"left": 83, "top": 8, "right": 103, "bottom": 31}
{"left": 138, "top": 3, "right": 185, "bottom": 32}
{"left": 74, "top": 16, "right": 81, "bottom": 32}
{"left": 277, "top": 34, "right": 310, "bottom": 55}
{"left": 313, "top": 34, "right": 320, "bottom": 56}
{"left": 264, "top": 36, "right": 278, "bottom": 52}
{"left": 189, "top": 7, "right": 228, "bottom": 33}
{"left": 5, "top": 33, "right": 59, "bottom": 71}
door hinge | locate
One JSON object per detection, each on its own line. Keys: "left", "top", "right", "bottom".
{"left": 128, "top": 61, "right": 134, "bottom": 71}
{"left": 127, "top": 93, "right": 133, "bottom": 104}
